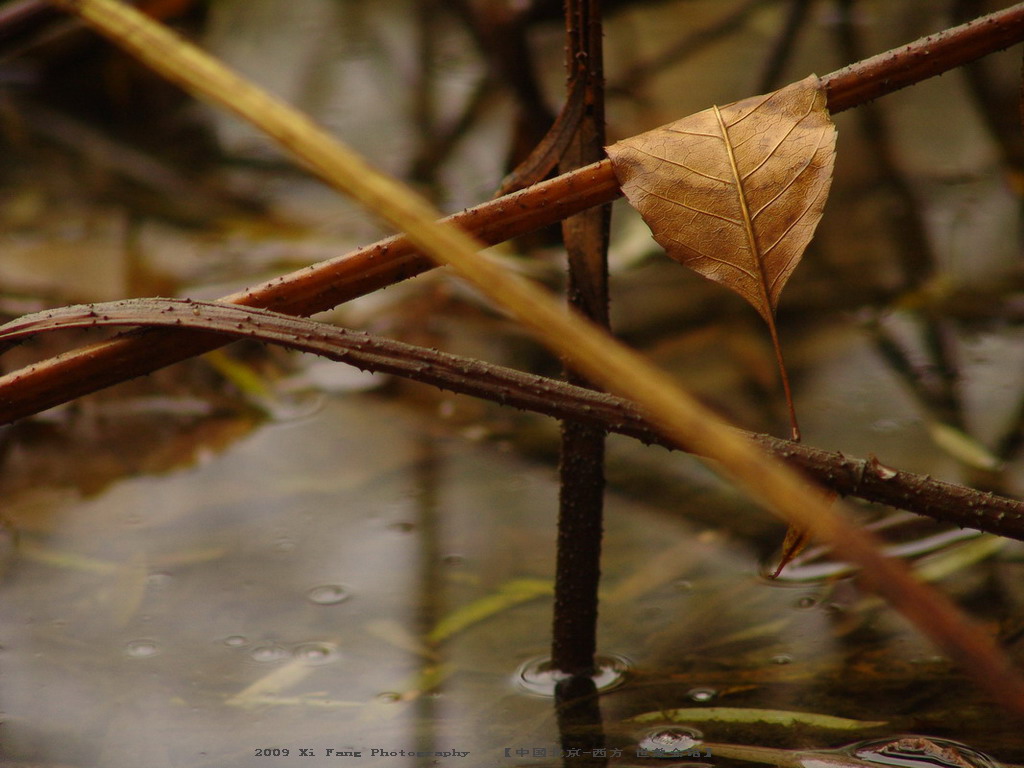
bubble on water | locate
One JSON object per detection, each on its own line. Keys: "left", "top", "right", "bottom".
{"left": 223, "top": 635, "right": 248, "bottom": 647}
{"left": 841, "top": 736, "right": 1002, "bottom": 768}
{"left": 306, "top": 584, "right": 351, "bottom": 606}
{"left": 514, "top": 654, "right": 631, "bottom": 697}
{"left": 292, "top": 641, "right": 339, "bottom": 665}
{"left": 871, "top": 419, "right": 902, "bottom": 433}
{"left": 145, "top": 572, "right": 172, "bottom": 589}
{"left": 687, "top": 687, "right": 717, "bottom": 703}
{"left": 125, "top": 639, "right": 160, "bottom": 658}
{"left": 771, "top": 654, "right": 793, "bottom": 665}
{"left": 273, "top": 537, "right": 296, "bottom": 553}
{"left": 264, "top": 391, "right": 326, "bottom": 422}
{"left": 249, "top": 643, "right": 289, "bottom": 663}
{"left": 638, "top": 727, "right": 703, "bottom": 756}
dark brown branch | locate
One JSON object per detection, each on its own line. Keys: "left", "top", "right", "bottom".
{"left": 3, "top": 297, "right": 1023, "bottom": 541}
{"left": 552, "top": 0, "right": 610, "bottom": 680}
{"left": 2, "top": 3, "right": 1024, "bottom": 423}
{"left": 822, "top": 2, "right": 1024, "bottom": 113}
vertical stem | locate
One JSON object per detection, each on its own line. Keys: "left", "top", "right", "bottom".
{"left": 552, "top": 0, "right": 611, "bottom": 679}
{"left": 756, "top": 0, "right": 814, "bottom": 92}
{"left": 409, "top": 0, "right": 439, "bottom": 191}
{"left": 834, "top": 0, "right": 935, "bottom": 288}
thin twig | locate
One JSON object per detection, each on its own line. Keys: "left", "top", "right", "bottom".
{"left": 834, "top": 0, "right": 936, "bottom": 287}
{"left": 756, "top": 0, "right": 813, "bottom": 92}
{"left": 3, "top": 297, "right": 1024, "bottom": 541}
{"left": 494, "top": 77, "right": 586, "bottom": 197}
{"left": 611, "top": 0, "right": 774, "bottom": 94}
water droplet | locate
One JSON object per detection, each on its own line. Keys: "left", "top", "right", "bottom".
{"left": 306, "top": 584, "right": 351, "bottom": 606}
{"left": 514, "top": 654, "right": 631, "bottom": 697}
{"left": 844, "top": 736, "right": 1001, "bottom": 768}
{"left": 638, "top": 727, "right": 702, "bottom": 756}
{"left": 223, "top": 635, "right": 248, "bottom": 647}
{"left": 292, "top": 641, "right": 339, "bottom": 665}
{"left": 249, "top": 643, "right": 289, "bottom": 663}
{"left": 687, "top": 687, "right": 717, "bottom": 703}
{"left": 872, "top": 460, "right": 899, "bottom": 480}
{"left": 125, "top": 639, "right": 160, "bottom": 658}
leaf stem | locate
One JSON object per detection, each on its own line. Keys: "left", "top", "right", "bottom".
{"left": 768, "top": 314, "right": 800, "bottom": 443}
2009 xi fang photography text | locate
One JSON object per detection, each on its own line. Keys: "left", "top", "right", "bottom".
{"left": 253, "top": 748, "right": 470, "bottom": 758}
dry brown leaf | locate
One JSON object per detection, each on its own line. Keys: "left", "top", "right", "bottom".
{"left": 607, "top": 74, "right": 836, "bottom": 323}
{"left": 607, "top": 75, "right": 837, "bottom": 441}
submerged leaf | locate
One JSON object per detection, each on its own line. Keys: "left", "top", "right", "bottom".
{"left": 426, "top": 579, "right": 553, "bottom": 644}
{"left": 606, "top": 74, "right": 836, "bottom": 324}
{"left": 629, "top": 707, "right": 886, "bottom": 730}
{"left": 927, "top": 422, "right": 1004, "bottom": 472}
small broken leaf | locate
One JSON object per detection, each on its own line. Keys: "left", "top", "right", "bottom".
{"left": 771, "top": 524, "right": 811, "bottom": 579}
{"left": 607, "top": 75, "right": 837, "bottom": 441}
{"left": 769, "top": 486, "right": 837, "bottom": 578}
